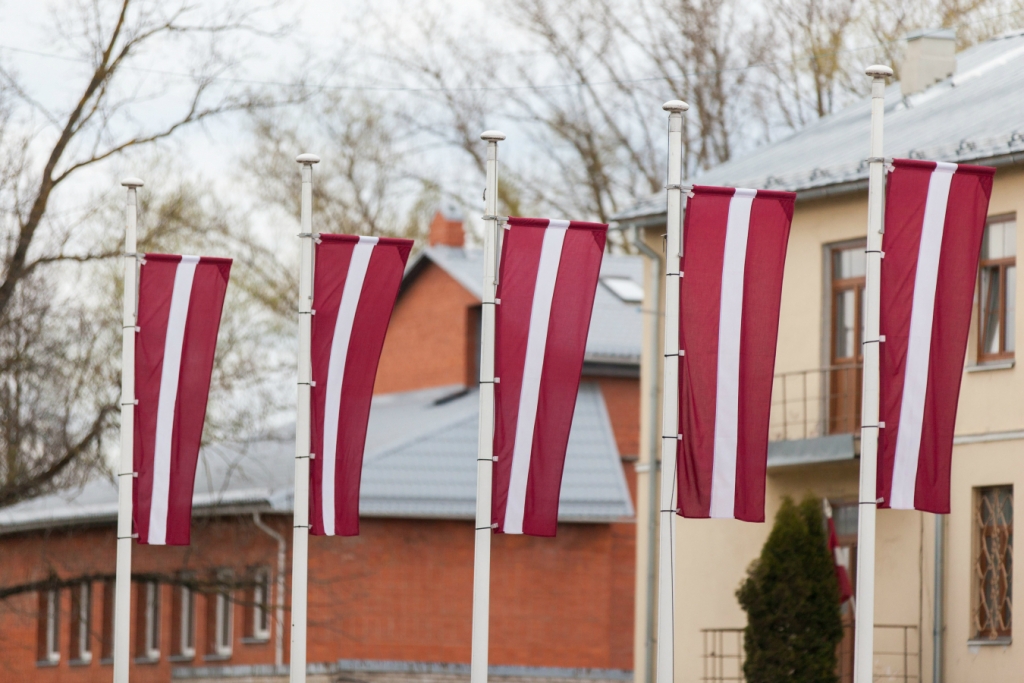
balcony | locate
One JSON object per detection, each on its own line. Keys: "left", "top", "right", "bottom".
{"left": 702, "top": 624, "right": 919, "bottom": 683}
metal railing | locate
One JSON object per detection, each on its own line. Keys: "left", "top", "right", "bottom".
{"left": 702, "top": 624, "right": 919, "bottom": 683}
{"left": 769, "top": 364, "right": 862, "bottom": 442}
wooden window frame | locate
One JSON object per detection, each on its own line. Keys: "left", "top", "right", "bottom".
{"left": 978, "top": 214, "right": 1016, "bottom": 363}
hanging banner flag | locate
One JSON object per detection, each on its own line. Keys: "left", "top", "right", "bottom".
{"left": 877, "top": 160, "right": 995, "bottom": 513}
{"left": 823, "top": 500, "right": 854, "bottom": 605}
{"left": 677, "top": 186, "right": 795, "bottom": 522}
{"left": 309, "top": 235, "right": 413, "bottom": 536}
{"left": 491, "top": 217, "right": 607, "bottom": 536}
{"left": 134, "top": 254, "right": 231, "bottom": 545}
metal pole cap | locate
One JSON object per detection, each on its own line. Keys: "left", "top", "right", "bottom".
{"left": 662, "top": 100, "right": 690, "bottom": 113}
{"left": 481, "top": 130, "right": 507, "bottom": 141}
{"left": 865, "top": 65, "right": 894, "bottom": 78}
{"left": 295, "top": 153, "right": 321, "bottom": 164}
{"left": 120, "top": 177, "right": 144, "bottom": 188}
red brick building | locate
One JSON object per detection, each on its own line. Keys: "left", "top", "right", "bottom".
{"left": 0, "top": 209, "right": 643, "bottom": 683}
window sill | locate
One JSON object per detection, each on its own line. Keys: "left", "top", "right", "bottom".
{"left": 169, "top": 653, "right": 195, "bottom": 662}
{"left": 968, "top": 637, "right": 1011, "bottom": 647}
{"left": 133, "top": 656, "right": 160, "bottom": 665}
{"left": 36, "top": 659, "right": 60, "bottom": 668}
{"left": 966, "top": 360, "right": 1015, "bottom": 373}
{"left": 204, "top": 652, "right": 233, "bottom": 662}
{"left": 100, "top": 658, "right": 113, "bottom": 666}
{"left": 69, "top": 657, "right": 93, "bottom": 667}
{"left": 241, "top": 636, "right": 270, "bottom": 645}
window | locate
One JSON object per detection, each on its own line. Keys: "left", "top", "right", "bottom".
{"left": 172, "top": 578, "right": 196, "bottom": 658}
{"left": 70, "top": 581, "right": 92, "bottom": 663}
{"left": 136, "top": 581, "right": 160, "bottom": 660}
{"left": 100, "top": 579, "right": 114, "bottom": 662}
{"left": 978, "top": 215, "right": 1016, "bottom": 361}
{"left": 974, "top": 486, "right": 1013, "bottom": 640}
{"left": 250, "top": 568, "right": 271, "bottom": 641}
{"left": 208, "top": 571, "right": 233, "bottom": 657}
{"left": 37, "top": 588, "right": 60, "bottom": 664}
{"left": 829, "top": 243, "right": 865, "bottom": 434}
{"left": 601, "top": 275, "right": 644, "bottom": 303}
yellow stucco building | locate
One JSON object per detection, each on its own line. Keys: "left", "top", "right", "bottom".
{"left": 616, "top": 29, "right": 1023, "bottom": 683}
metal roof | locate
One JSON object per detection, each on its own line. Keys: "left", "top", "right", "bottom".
{"left": 614, "top": 30, "right": 1024, "bottom": 224}
{"left": 407, "top": 245, "right": 644, "bottom": 364}
{"left": 0, "top": 383, "right": 634, "bottom": 534}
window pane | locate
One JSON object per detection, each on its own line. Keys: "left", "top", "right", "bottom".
{"left": 1005, "top": 220, "right": 1017, "bottom": 257}
{"left": 984, "top": 222, "right": 1005, "bottom": 260}
{"left": 833, "top": 248, "right": 865, "bottom": 279}
{"left": 1007, "top": 266, "right": 1016, "bottom": 353}
{"left": 981, "top": 266, "right": 1002, "bottom": 354}
{"left": 835, "top": 290, "right": 856, "bottom": 358}
{"left": 976, "top": 486, "right": 1013, "bottom": 639}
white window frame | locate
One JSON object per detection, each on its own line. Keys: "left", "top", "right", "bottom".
{"left": 214, "top": 583, "right": 233, "bottom": 656}
{"left": 252, "top": 568, "right": 271, "bottom": 641}
{"left": 179, "top": 582, "right": 196, "bottom": 657}
{"left": 74, "top": 581, "right": 92, "bottom": 663}
{"left": 143, "top": 581, "right": 160, "bottom": 660}
{"left": 43, "top": 588, "right": 60, "bottom": 664}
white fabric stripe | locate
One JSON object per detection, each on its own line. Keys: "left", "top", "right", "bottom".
{"left": 148, "top": 255, "right": 200, "bottom": 545}
{"left": 321, "top": 236, "right": 378, "bottom": 536}
{"left": 504, "top": 220, "right": 570, "bottom": 534}
{"left": 890, "top": 162, "right": 957, "bottom": 509}
{"left": 710, "top": 189, "right": 756, "bottom": 519}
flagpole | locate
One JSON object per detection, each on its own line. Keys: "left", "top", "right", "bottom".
{"left": 113, "top": 177, "right": 143, "bottom": 683}
{"left": 471, "top": 130, "right": 505, "bottom": 683}
{"left": 290, "top": 153, "right": 320, "bottom": 683}
{"left": 853, "top": 64, "right": 893, "bottom": 683}
{"left": 656, "top": 100, "right": 688, "bottom": 683}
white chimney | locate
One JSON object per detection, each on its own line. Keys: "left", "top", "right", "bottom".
{"left": 901, "top": 28, "right": 957, "bottom": 96}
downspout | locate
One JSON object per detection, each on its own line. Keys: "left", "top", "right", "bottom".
{"left": 253, "top": 512, "right": 287, "bottom": 668}
{"left": 632, "top": 224, "right": 662, "bottom": 683}
{"left": 933, "top": 514, "right": 944, "bottom": 683}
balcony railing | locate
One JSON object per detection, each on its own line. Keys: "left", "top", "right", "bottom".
{"left": 769, "top": 364, "right": 863, "bottom": 442}
{"left": 702, "top": 624, "right": 919, "bottom": 683}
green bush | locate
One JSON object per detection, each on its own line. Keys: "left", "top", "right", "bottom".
{"left": 736, "top": 495, "right": 844, "bottom": 683}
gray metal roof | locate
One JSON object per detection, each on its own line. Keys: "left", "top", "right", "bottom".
{"left": 614, "top": 30, "right": 1024, "bottom": 224}
{"left": 409, "top": 245, "right": 643, "bottom": 364}
{"left": 0, "top": 383, "right": 634, "bottom": 534}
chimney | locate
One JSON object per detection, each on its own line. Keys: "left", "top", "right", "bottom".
{"left": 428, "top": 203, "right": 465, "bottom": 247}
{"left": 901, "top": 28, "right": 957, "bottom": 96}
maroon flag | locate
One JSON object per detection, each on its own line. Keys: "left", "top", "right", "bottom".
{"left": 677, "top": 187, "right": 794, "bottom": 522}
{"left": 309, "top": 235, "right": 412, "bottom": 536}
{"left": 877, "top": 160, "right": 995, "bottom": 513}
{"left": 134, "top": 254, "right": 231, "bottom": 545}
{"left": 824, "top": 501, "right": 854, "bottom": 605}
{"left": 491, "top": 218, "right": 607, "bottom": 536}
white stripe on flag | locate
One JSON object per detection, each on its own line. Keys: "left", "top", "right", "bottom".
{"left": 504, "top": 219, "right": 570, "bottom": 534}
{"left": 890, "top": 162, "right": 957, "bottom": 509}
{"left": 148, "top": 255, "right": 200, "bottom": 545}
{"left": 321, "top": 237, "right": 378, "bottom": 536}
{"left": 710, "top": 189, "right": 756, "bottom": 519}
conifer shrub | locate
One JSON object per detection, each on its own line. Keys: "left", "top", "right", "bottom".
{"left": 736, "top": 495, "right": 844, "bottom": 683}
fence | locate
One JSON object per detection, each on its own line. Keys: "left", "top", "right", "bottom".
{"left": 769, "top": 365, "right": 862, "bottom": 442}
{"left": 702, "top": 624, "right": 919, "bottom": 683}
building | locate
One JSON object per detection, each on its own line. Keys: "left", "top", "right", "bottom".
{"left": 0, "top": 210, "right": 645, "bottom": 682}
{"left": 615, "top": 29, "right": 1023, "bottom": 683}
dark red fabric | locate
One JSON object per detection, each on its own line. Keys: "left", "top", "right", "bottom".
{"left": 309, "top": 235, "right": 412, "bottom": 536}
{"left": 492, "top": 218, "right": 607, "bottom": 537}
{"left": 827, "top": 516, "right": 854, "bottom": 604}
{"left": 677, "top": 187, "right": 794, "bottom": 521}
{"left": 134, "top": 254, "right": 231, "bottom": 545}
{"left": 877, "top": 161, "right": 995, "bottom": 512}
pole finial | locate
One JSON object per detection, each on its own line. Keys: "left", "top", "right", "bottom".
{"left": 662, "top": 100, "right": 689, "bottom": 113}
{"left": 121, "top": 177, "right": 144, "bottom": 188}
{"left": 295, "top": 153, "right": 321, "bottom": 165}
{"left": 481, "top": 130, "right": 506, "bottom": 141}
{"left": 865, "top": 65, "right": 894, "bottom": 79}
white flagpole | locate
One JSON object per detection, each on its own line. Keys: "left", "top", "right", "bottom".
{"left": 656, "top": 100, "right": 688, "bottom": 683}
{"left": 853, "top": 64, "right": 893, "bottom": 683}
{"left": 471, "top": 129, "right": 505, "bottom": 683}
{"left": 290, "top": 152, "right": 320, "bottom": 683}
{"left": 113, "top": 176, "right": 143, "bottom": 683}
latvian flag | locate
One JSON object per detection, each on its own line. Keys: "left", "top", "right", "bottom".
{"left": 491, "top": 218, "right": 607, "bottom": 536}
{"left": 134, "top": 254, "right": 231, "bottom": 545}
{"left": 677, "top": 187, "right": 795, "bottom": 522}
{"left": 309, "top": 235, "right": 412, "bottom": 536}
{"left": 877, "top": 160, "right": 995, "bottom": 513}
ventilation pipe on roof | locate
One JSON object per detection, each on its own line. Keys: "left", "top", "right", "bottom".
{"left": 901, "top": 28, "right": 957, "bottom": 96}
